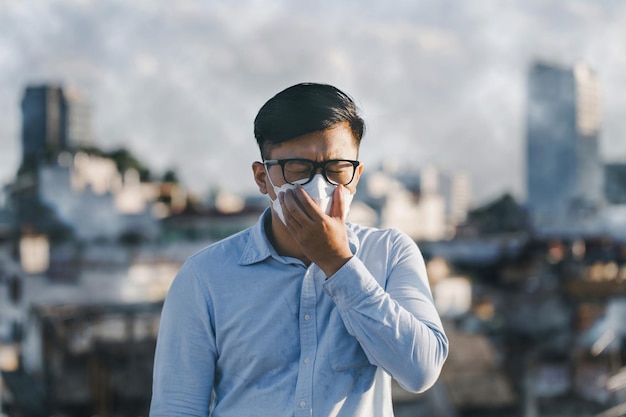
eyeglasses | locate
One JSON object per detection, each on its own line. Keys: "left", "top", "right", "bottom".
{"left": 264, "top": 158, "right": 360, "bottom": 186}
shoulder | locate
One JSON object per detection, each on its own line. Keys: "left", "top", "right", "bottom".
{"left": 186, "top": 227, "right": 252, "bottom": 266}
{"left": 346, "top": 223, "right": 427, "bottom": 286}
{"left": 171, "top": 227, "right": 253, "bottom": 289}
{"left": 167, "top": 227, "right": 254, "bottom": 297}
{"left": 347, "top": 222, "right": 417, "bottom": 248}
{"left": 347, "top": 223, "right": 424, "bottom": 270}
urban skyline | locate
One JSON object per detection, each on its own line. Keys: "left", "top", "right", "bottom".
{"left": 6, "top": 80, "right": 474, "bottom": 244}
{"left": 2, "top": 23, "right": 626, "bottom": 415}
{"left": 2, "top": 74, "right": 626, "bottom": 415}
{"left": 7, "top": 56, "right": 626, "bottom": 246}
{"left": 2, "top": 1, "right": 626, "bottom": 206}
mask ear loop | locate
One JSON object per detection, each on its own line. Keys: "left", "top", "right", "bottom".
{"left": 264, "top": 165, "right": 296, "bottom": 226}
{"left": 264, "top": 164, "right": 281, "bottom": 202}
{"left": 264, "top": 165, "right": 297, "bottom": 205}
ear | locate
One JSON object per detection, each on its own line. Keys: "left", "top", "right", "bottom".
{"left": 355, "top": 162, "right": 364, "bottom": 180}
{"left": 252, "top": 161, "right": 269, "bottom": 195}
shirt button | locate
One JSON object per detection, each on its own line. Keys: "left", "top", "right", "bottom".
{"left": 304, "top": 314, "right": 311, "bottom": 321}
{"left": 304, "top": 357, "right": 311, "bottom": 364}
{"left": 299, "top": 401, "right": 306, "bottom": 408}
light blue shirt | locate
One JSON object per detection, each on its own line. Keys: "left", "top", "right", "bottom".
{"left": 150, "top": 209, "right": 448, "bottom": 417}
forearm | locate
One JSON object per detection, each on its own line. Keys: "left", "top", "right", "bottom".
{"left": 323, "top": 256, "right": 448, "bottom": 392}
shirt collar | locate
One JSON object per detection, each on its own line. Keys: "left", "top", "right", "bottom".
{"left": 239, "top": 208, "right": 274, "bottom": 265}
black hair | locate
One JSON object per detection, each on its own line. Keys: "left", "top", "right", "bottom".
{"left": 254, "top": 83, "right": 365, "bottom": 158}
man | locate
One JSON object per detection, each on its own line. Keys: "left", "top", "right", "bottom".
{"left": 150, "top": 83, "right": 448, "bottom": 416}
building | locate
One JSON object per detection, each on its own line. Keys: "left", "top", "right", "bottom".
{"left": 20, "top": 85, "right": 69, "bottom": 169}
{"left": 0, "top": 241, "right": 186, "bottom": 417}
{"left": 11, "top": 84, "right": 173, "bottom": 243}
{"left": 37, "top": 160, "right": 160, "bottom": 242}
{"left": 64, "top": 87, "right": 92, "bottom": 148}
{"left": 20, "top": 85, "right": 92, "bottom": 165}
{"left": 354, "top": 164, "right": 470, "bottom": 242}
{"left": 604, "top": 162, "right": 626, "bottom": 205}
{"left": 440, "top": 170, "right": 471, "bottom": 230}
{"left": 526, "top": 61, "right": 603, "bottom": 227}
{"left": 18, "top": 84, "right": 94, "bottom": 187}
{"left": 14, "top": 85, "right": 94, "bottom": 239}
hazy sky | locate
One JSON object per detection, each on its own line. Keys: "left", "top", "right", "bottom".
{"left": 2, "top": 0, "right": 625, "bottom": 205}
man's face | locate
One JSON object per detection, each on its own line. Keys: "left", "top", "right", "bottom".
{"left": 253, "top": 121, "right": 364, "bottom": 201}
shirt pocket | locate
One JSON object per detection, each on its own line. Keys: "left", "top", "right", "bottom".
{"left": 327, "top": 309, "right": 370, "bottom": 371}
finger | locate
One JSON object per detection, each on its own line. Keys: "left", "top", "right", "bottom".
{"left": 293, "top": 185, "right": 324, "bottom": 220}
{"left": 328, "top": 185, "right": 345, "bottom": 219}
{"left": 276, "top": 191, "right": 295, "bottom": 229}
{"left": 279, "top": 191, "right": 303, "bottom": 228}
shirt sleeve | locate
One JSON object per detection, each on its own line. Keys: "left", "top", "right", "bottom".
{"left": 150, "top": 260, "right": 216, "bottom": 416}
{"left": 322, "top": 230, "right": 449, "bottom": 393}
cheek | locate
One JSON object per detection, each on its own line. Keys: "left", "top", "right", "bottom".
{"left": 345, "top": 172, "right": 362, "bottom": 195}
{"left": 344, "top": 183, "right": 358, "bottom": 195}
{"left": 346, "top": 165, "right": 363, "bottom": 194}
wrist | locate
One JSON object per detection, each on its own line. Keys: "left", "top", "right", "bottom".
{"left": 319, "top": 254, "right": 352, "bottom": 279}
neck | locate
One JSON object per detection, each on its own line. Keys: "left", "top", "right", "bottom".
{"left": 265, "top": 211, "right": 311, "bottom": 265}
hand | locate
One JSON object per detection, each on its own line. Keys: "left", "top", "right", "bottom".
{"left": 279, "top": 185, "right": 353, "bottom": 277}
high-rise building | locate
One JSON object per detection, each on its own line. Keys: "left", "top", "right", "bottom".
{"left": 20, "top": 85, "right": 92, "bottom": 170}
{"left": 604, "top": 162, "right": 626, "bottom": 204}
{"left": 14, "top": 85, "right": 94, "bottom": 236}
{"left": 526, "top": 61, "right": 603, "bottom": 224}
{"left": 440, "top": 171, "right": 471, "bottom": 225}
{"left": 65, "top": 87, "right": 92, "bottom": 148}
{"left": 21, "top": 85, "right": 69, "bottom": 167}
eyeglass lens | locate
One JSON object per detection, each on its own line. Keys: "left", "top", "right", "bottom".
{"left": 283, "top": 160, "right": 355, "bottom": 185}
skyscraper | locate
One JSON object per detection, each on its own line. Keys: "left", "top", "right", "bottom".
{"left": 21, "top": 85, "right": 69, "bottom": 168}
{"left": 65, "top": 87, "right": 93, "bottom": 148}
{"left": 14, "top": 84, "right": 93, "bottom": 236}
{"left": 19, "top": 84, "right": 92, "bottom": 172}
{"left": 526, "top": 61, "right": 603, "bottom": 224}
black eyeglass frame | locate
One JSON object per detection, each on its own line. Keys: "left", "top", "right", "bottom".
{"left": 264, "top": 158, "right": 361, "bottom": 186}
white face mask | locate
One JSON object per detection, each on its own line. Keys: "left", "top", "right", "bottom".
{"left": 266, "top": 170, "right": 354, "bottom": 225}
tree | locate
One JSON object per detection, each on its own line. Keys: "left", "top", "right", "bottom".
{"left": 466, "top": 193, "right": 530, "bottom": 235}
{"left": 78, "top": 145, "right": 152, "bottom": 181}
{"left": 162, "top": 169, "right": 179, "bottom": 183}
{"left": 105, "top": 148, "right": 152, "bottom": 181}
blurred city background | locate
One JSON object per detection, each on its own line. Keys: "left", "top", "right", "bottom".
{"left": 1, "top": 1, "right": 626, "bottom": 416}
